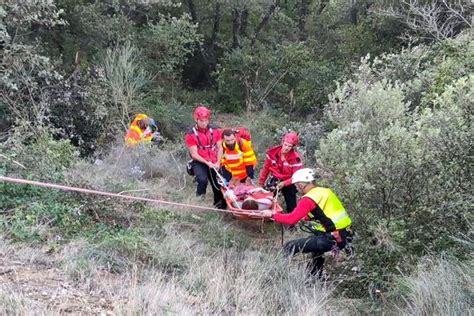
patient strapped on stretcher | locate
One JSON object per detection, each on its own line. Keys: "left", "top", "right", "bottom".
{"left": 223, "top": 183, "right": 274, "bottom": 210}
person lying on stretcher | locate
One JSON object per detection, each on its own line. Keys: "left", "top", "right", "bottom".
{"left": 223, "top": 181, "right": 274, "bottom": 210}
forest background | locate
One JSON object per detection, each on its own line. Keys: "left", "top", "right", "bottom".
{"left": 1, "top": 0, "right": 472, "bottom": 314}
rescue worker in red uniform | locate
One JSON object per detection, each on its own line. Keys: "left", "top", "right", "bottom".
{"left": 219, "top": 129, "right": 257, "bottom": 184}
{"left": 258, "top": 132, "right": 303, "bottom": 213}
{"left": 262, "top": 168, "right": 353, "bottom": 279}
{"left": 184, "top": 105, "right": 226, "bottom": 209}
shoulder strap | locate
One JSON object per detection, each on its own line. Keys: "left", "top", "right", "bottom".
{"left": 192, "top": 127, "right": 203, "bottom": 149}
{"left": 237, "top": 138, "right": 243, "bottom": 151}
{"left": 209, "top": 127, "right": 214, "bottom": 146}
{"left": 190, "top": 126, "right": 216, "bottom": 150}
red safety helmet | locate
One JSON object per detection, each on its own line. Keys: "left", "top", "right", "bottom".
{"left": 282, "top": 132, "right": 299, "bottom": 146}
{"left": 193, "top": 105, "right": 211, "bottom": 120}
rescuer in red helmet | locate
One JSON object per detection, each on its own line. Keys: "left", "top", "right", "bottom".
{"left": 258, "top": 132, "right": 303, "bottom": 213}
{"left": 184, "top": 104, "right": 226, "bottom": 209}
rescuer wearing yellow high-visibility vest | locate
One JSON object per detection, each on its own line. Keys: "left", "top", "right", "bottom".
{"left": 261, "top": 168, "right": 353, "bottom": 278}
{"left": 219, "top": 129, "right": 257, "bottom": 184}
{"left": 124, "top": 114, "right": 159, "bottom": 147}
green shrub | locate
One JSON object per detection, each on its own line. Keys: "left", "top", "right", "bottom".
{"left": 87, "top": 226, "right": 156, "bottom": 273}
{"left": 216, "top": 42, "right": 328, "bottom": 115}
{"left": 316, "top": 37, "right": 472, "bottom": 295}
{"left": 1, "top": 130, "right": 77, "bottom": 181}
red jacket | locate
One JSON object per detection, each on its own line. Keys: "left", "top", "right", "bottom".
{"left": 184, "top": 126, "right": 222, "bottom": 163}
{"left": 258, "top": 145, "right": 303, "bottom": 187}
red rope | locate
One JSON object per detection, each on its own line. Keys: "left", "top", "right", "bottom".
{"left": 0, "top": 176, "right": 265, "bottom": 217}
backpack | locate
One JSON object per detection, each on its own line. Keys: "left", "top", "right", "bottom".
{"left": 186, "top": 159, "right": 195, "bottom": 176}
{"left": 233, "top": 127, "right": 251, "bottom": 142}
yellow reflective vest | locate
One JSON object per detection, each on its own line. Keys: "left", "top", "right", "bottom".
{"left": 304, "top": 187, "right": 352, "bottom": 232}
{"left": 221, "top": 139, "right": 257, "bottom": 180}
{"left": 125, "top": 114, "right": 153, "bottom": 147}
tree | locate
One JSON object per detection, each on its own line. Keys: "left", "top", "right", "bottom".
{"left": 373, "top": 0, "right": 473, "bottom": 42}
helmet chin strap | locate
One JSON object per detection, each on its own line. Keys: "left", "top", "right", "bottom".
{"left": 300, "top": 182, "right": 312, "bottom": 192}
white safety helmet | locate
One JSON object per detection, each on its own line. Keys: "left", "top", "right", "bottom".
{"left": 291, "top": 168, "right": 315, "bottom": 184}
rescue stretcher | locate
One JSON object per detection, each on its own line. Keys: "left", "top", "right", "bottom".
{"left": 219, "top": 180, "right": 284, "bottom": 220}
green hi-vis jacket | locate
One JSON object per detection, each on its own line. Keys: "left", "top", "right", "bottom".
{"left": 304, "top": 187, "right": 352, "bottom": 232}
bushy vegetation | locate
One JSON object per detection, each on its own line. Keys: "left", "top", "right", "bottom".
{"left": 317, "top": 33, "right": 473, "bottom": 294}
{"left": 1, "top": 0, "right": 472, "bottom": 313}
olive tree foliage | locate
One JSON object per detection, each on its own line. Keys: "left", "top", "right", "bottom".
{"left": 317, "top": 35, "right": 473, "bottom": 258}
{"left": 214, "top": 0, "right": 408, "bottom": 116}
{"left": 0, "top": 1, "right": 66, "bottom": 131}
{"left": 372, "top": 0, "right": 473, "bottom": 42}
{"left": 139, "top": 14, "right": 203, "bottom": 81}
{"left": 0, "top": 2, "right": 116, "bottom": 156}
{"left": 314, "top": 38, "right": 472, "bottom": 294}
{"left": 415, "top": 75, "right": 473, "bottom": 233}
{"left": 216, "top": 42, "right": 331, "bottom": 114}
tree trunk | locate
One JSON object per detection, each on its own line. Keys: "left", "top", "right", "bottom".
{"left": 252, "top": 0, "right": 280, "bottom": 45}
{"left": 187, "top": 0, "right": 198, "bottom": 23}
{"left": 210, "top": 1, "right": 221, "bottom": 50}
{"left": 232, "top": 8, "right": 242, "bottom": 49}
{"left": 298, "top": 0, "right": 310, "bottom": 41}
{"left": 240, "top": 9, "right": 249, "bottom": 36}
{"left": 317, "top": 0, "right": 329, "bottom": 15}
{"left": 350, "top": 0, "right": 358, "bottom": 25}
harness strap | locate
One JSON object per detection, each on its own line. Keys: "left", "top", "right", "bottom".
{"left": 192, "top": 127, "right": 214, "bottom": 150}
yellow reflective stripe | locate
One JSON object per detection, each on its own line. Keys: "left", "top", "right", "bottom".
{"left": 226, "top": 161, "right": 244, "bottom": 168}
{"left": 332, "top": 212, "right": 350, "bottom": 224}
{"left": 130, "top": 125, "right": 142, "bottom": 134}
{"left": 126, "top": 138, "right": 138, "bottom": 145}
{"left": 312, "top": 213, "right": 351, "bottom": 231}
{"left": 241, "top": 140, "right": 256, "bottom": 164}
{"left": 243, "top": 158, "right": 256, "bottom": 165}
{"left": 222, "top": 139, "right": 256, "bottom": 176}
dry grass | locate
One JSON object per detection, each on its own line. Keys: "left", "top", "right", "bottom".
{"left": 1, "top": 136, "right": 356, "bottom": 315}
{"left": 111, "top": 246, "right": 346, "bottom": 315}
{"left": 0, "top": 289, "right": 52, "bottom": 316}
{"left": 396, "top": 256, "right": 474, "bottom": 316}
{"left": 0, "top": 238, "right": 50, "bottom": 314}
{"left": 0, "top": 235, "right": 115, "bottom": 314}
{"left": 51, "top": 225, "right": 350, "bottom": 314}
